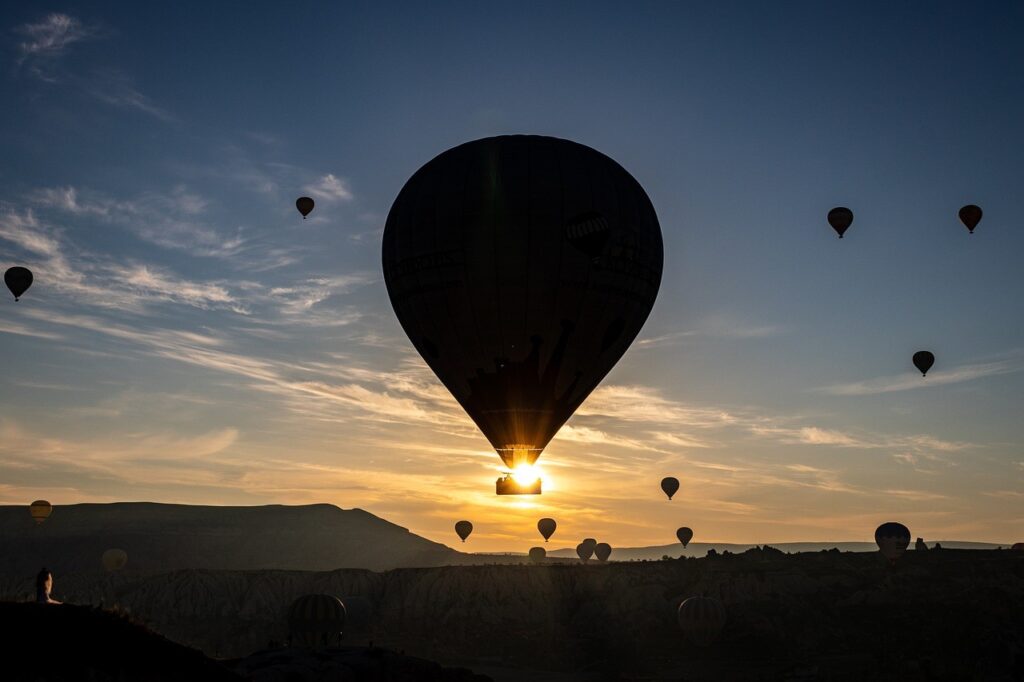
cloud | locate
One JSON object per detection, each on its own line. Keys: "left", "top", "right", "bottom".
{"left": 17, "top": 13, "right": 94, "bottom": 61}
{"left": 304, "top": 174, "right": 354, "bottom": 203}
{"left": 638, "top": 315, "right": 782, "bottom": 348}
{"left": 84, "top": 70, "right": 175, "bottom": 122}
{"left": 817, "top": 357, "right": 1024, "bottom": 396}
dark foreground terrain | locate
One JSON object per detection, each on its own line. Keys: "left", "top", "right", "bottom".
{"left": 3, "top": 548, "right": 1023, "bottom": 680}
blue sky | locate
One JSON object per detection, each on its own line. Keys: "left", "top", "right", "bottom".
{"left": 1, "top": 2, "right": 1022, "bottom": 550}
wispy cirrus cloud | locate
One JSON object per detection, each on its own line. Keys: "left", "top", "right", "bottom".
{"left": 84, "top": 70, "right": 175, "bottom": 122}
{"left": 638, "top": 315, "right": 782, "bottom": 349}
{"left": 817, "top": 356, "right": 1024, "bottom": 396}
{"left": 304, "top": 174, "right": 354, "bottom": 203}
{"left": 16, "top": 13, "right": 95, "bottom": 63}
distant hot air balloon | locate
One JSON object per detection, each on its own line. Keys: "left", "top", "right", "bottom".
{"left": 576, "top": 542, "right": 594, "bottom": 562}
{"left": 582, "top": 538, "right": 597, "bottom": 552}
{"left": 958, "top": 204, "right": 982, "bottom": 234}
{"left": 677, "top": 527, "right": 694, "bottom": 548}
{"left": 912, "top": 351, "right": 935, "bottom": 376}
{"left": 594, "top": 543, "right": 612, "bottom": 562}
{"left": 827, "top": 207, "right": 853, "bottom": 239}
{"left": 29, "top": 500, "right": 51, "bottom": 525}
{"left": 5, "top": 267, "right": 33, "bottom": 301}
{"left": 382, "top": 136, "right": 663, "bottom": 495}
{"left": 295, "top": 197, "right": 315, "bottom": 219}
{"left": 529, "top": 547, "right": 546, "bottom": 563}
{"left": 538, "top": 518, "right": 557, "bottom": 542}
{"left": 678, "top": 596, "right": 726, "bottom": 647}
{"left": 875, "top": 522, "right": 911, "bottom": 563}
{"left": 661, "top": 477, "right": 680, "bottom": 500}
{"left": 102, "top": 549, "right": 128, "bottom": 572}
{"left": 455, "top": 520, "right": 473, "bottom": 543}
{"left": 1011, "top": 542, "right": 1024, "bottom": 551}
{"left": 288, "top": 594, "right": 346, "bottom": 649}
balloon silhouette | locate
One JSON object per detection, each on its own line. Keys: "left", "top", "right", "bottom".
{"left": 29, "top": 500, "right": 51, "bottom": 525}
{"left": 454, "top": 520, "right": 473, "bottom": 543}
{"left": 875, "top": 522, "right": 911, "bottom": 563}
{"left": 677, "top": 527, "right": 693, "bottom": 548}
{"left": 382, "top": 136, "right": 663, "bottom": 491}
{"left": 582, "top": 538, "right": 597, "bottom": 552}
{"left": 295, "top": 197, "right": 315, "bottom": 219}
{"left": 661, "top": 477, "right": 680, "bottom": 500}
{"left": 958, "top": 204, "right": 982, "bottom": 234}
{"left": 1011, "top": 542, "right": 1024, "bottom": 551}
{"left": 5, "top": 267, "right": 33, "bottom": 301}
{"left": 537, "top": 518, "right": 557, "bottom": 542}
{"left": 913, "top": 351, "right": 935, "bottom": 376}
{"left": 594, "top": 542, "right": 612, "bottom": 562}
{"left": 576, "top": 542, "right": 594, "bottom": 562}
{"left": 528, "top": 546, "right": 547, "bottom": 562}
{"left": 102, "top": 549, "right": 128, "bottom": 572}
{"left": 288, "top": 594, "right": 346, "bottom": 650}
{"left": 827, "top": 207, "right": 853, "bottom": 238}
{"left": 678, "top": 596, "right": 726, "bottom": 647}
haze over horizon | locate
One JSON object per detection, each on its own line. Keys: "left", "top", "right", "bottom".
{"left": 2, "top": 2, "right": 1022, "bottom": 552}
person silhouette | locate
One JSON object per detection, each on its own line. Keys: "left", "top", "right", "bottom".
{"left": 35, "top": 568, "right": 62, "bottom": 604}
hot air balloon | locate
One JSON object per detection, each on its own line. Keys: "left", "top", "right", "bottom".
{"left": 827, "top": 207, "right": 853, "bottom": 239}
{"left": 594, "top": 542, "right": 612, "bottom": 562}
{"left": 537, "top": 518, "right": 557, "bottom": 542}
{"left": 913, "top": 351, "right": 935, "bottom": 376}
{"left": 582, "top": 538, "right": 597, "bottom": 552}
{"left": 29, "top": 500, "right": 51, "bottom": 525}
{"left": 5, "top": 267, "right": 33, "bottom": 301}
{"left": 576, "top": 542, "right": 594, "bottom": 562}
{"left": 678, "top": 596, "right": 726, "bottom": 647}
{"left": 382, "top": 136, "right": 663, "bottom": 495}
{"left": 287, "top": 594, "right": 346, "bottom": 650}
{"left": 529, "top": 547, "right": 546, "bottom": 563}
{"left": 102, "top": 549, "right": 128, "bottom": 572}
{"left": 875, "top": 522, "right": 911, "bottom": 563}
{"left": 295, "top": 197, "right": 315, "bottom": 219}
{"left": 1011, "top": 542, "right": 1024, "bottom": 551}
{"left": 677, "top": 527, "right": 694, "bottom": 548}
{"left": 661, "top": 477, "right": 680, "bottom": 500}
{"left": 959, "top": 205, "right": 982, "bottom": 234}
{"left": 454, "top": 520, "right": 473, "bottom": 543}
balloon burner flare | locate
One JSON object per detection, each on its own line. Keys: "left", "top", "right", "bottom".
{"left": 496, "top": 475, "right": 542, "bottom": 495}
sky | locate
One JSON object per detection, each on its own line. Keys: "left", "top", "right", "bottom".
{"left": 1, "top": 2, "right": 1022, "bottom": 552}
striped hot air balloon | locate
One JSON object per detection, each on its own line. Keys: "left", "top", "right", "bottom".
{"left": 29, "top": 500, "right": 52, "bottom": 525}
{"left": 287, "top": 594, "right": 346, "bottom": 650}
{"left": 677, "top": 596, "right": 726, "bottom": 647}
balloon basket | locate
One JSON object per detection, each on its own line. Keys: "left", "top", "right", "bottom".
{"left": 496, "top": 475, "right": 541, "bottom": 495}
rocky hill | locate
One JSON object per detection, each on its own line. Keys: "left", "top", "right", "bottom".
{"left": 3, "top": 547, "right": 1022, "bottom": 680}
{"left": 0, "top": 503, "right": 459, "bottom": 574}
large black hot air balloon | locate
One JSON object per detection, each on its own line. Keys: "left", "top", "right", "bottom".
{"left": 455, "top": 520, "right": 473, "bottom": 542}
{"left": 913, "top": 351, "right": 935, "bottom": 376}
{"left": 537, "top": 518, "right": 557, "bottom": 542}
{"left": 661, "top": 477, "right": 680, "bottom": 500}
{"left": 959, "top": 205, "right": 982, "bottom": 234}
{"left": 875, "top": 522, "right": 911, "bottom": 563}
{"left": 296, "top": 197, "right": 315, "bottom": 219}
{"left": 5, "top": 267, "right": 33, "bottom": 301}
{"left": 827, "top": 207, "right": 853, "bottom": 238}
{"left": 383, "top": 136, "right": 663, "bottom": 494}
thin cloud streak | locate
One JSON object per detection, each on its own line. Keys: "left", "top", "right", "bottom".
{"left": 817, "top": 358, "right": 1024, "bottom": 396}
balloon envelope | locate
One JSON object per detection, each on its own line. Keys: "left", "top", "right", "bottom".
{"left": 528, "top": 546, "right": 546, "bottom": 562}
{"left": 827, "top": 207, "right": 853, "bottom": 238}
{"left": 678, "top": 596, "right": 726, "bottom": 647}
{"left": 594, "top": 542, "right": 612, "bottom": 562}
{"left": 582, "top": 537, "right": 597, "bottom": 551}
{"left": 1011, "top": 543, "right": 1024, "bottom": 551}
{"left": 913, "top": 351, "right": 935, "bottom": 376}
{"left": 455, "top": 520, "right": 473, "bottom": 542}
{"left": 382, "top": 136, "right": 663, "bottom": 476}
{"left": 288, "top": 594, "right": 346, "bottom": 649}
{"left": 661, "top": 477, "right": 680, "bottom": 500}
{"left": 537, "top": 518, "right": 557, "bottom": 542}
{"left": 677, "top": 527, "right": 694, "bottom": 548}
{"left": 958, "top": 204, "right": 982, "bottom": 233}
{"left": 102, "top": 549, "right": 128, "bottom": 572}
{"left": 295, "top": 196, "right": 315, "bottom": 218}
{"left": 5, "top": 266, "right": 33, "bottom": 301}
{"left": 875, "top": 522, "right": 911, "bottom": 562}
{"left": 576, "top": 542, "right": 594, "bottom": 561}
{"left": 29, "top": 500, "right": 51, "bottom": 525}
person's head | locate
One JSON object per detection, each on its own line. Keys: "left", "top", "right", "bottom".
{"left": 36, "top": 568, "right": 52, "bottom": 595}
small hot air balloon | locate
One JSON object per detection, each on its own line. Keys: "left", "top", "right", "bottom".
{"left": 594, "top": 542, "right": 612, "bottom": 562}
{"left": 875, "top": 522, "right": 911, "bottom": 563}
{"left": 102, "top": 549, "right": 128, "bottom": 572}
{"left": 582, "top": 538, "right": 597, "bottom": 552}
{"left": 295, "top": 197, "right": 315, "bottom": 219}
{"left": 678, "top": 596, "right": 726, "bottom": 647}
{"left": 661, "top": 477, "right": 680, "bottom": 500}
{"left": 958, "top": 205, "right": 982, "bottom": 234}
{"left": 288, "top": 594, "right": 346, "bottom": 649}
{"left": 827, "top": 207, "right": 853, "bottom": 239}
{"left": 454, "top": 520, "right": 473, "bottom": 543}
{"left": 538, "top": 518, "right": 557, "bottom": 542}
{"left": 5, "top": 267, "right": 33, "bottom": 301}
{"left": 576, "top": 542, "right": 594, "bottom": 562}
{"left": 677, "top": 527, "right": 694, "bottom": 548}
{"left": 29, "top": 500, "right": 51, "bottom": 525}
{"left": 913, "top": 351, "right": 935, "bottom": 376}
{"left": 528, "top": 547, "right": 546, "bottom": 563}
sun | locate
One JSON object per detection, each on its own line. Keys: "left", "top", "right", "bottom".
{"left": 511, "top": 464, "right": 541, "bottom": 486}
